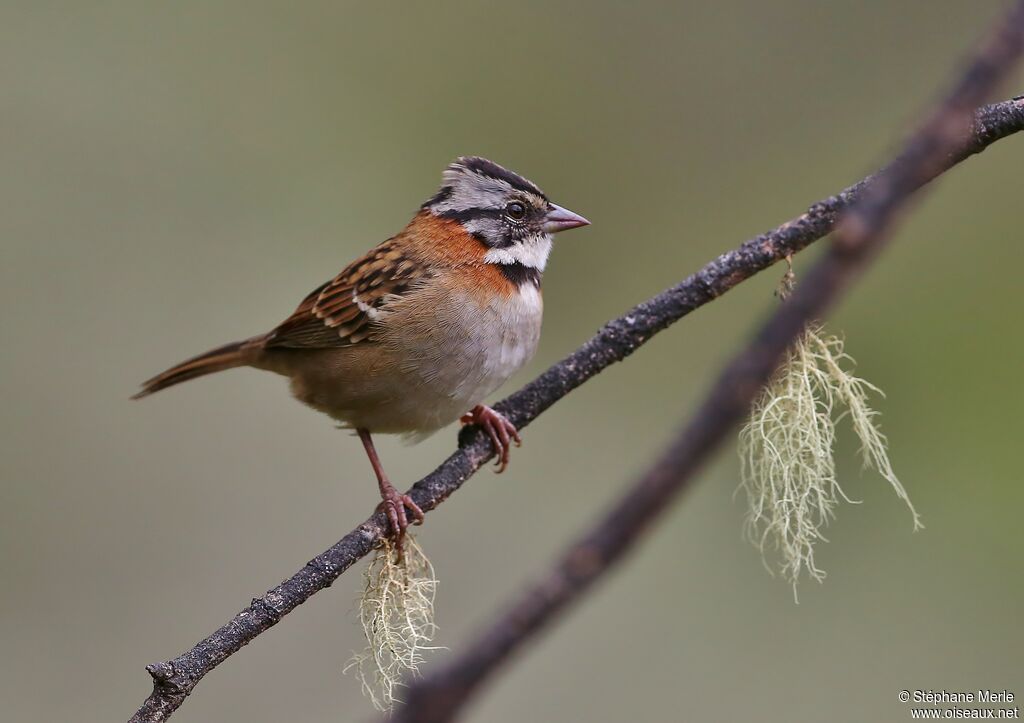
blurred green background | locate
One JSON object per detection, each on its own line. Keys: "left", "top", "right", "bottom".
{"left": 2, "top": 2, "right": 1022, "bottom": 721}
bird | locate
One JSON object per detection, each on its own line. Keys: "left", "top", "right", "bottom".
{"left": 134, "top": 156, "right": 590, "bottom": 544}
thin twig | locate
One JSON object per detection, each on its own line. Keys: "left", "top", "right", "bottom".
{"left": 130, "top": 74, "right": 1024, "bottom": 723}
{"left": 385, "top": 5, "right": 1024, "bottom": 722}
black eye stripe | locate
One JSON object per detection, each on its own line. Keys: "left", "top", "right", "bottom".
{"left": 435, "top": 207, "right": 504, "bottom": 224}
{"left": 437, "top": 204, "right": 542, "bottom": 224}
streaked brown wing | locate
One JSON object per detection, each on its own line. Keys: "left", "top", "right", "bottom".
{"left": 265, "top": 239, "right": 430, "bottom": 349}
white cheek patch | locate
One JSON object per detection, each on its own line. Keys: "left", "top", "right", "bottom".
{"left": 484, "top": 235, "right": 553, "bottom": 270}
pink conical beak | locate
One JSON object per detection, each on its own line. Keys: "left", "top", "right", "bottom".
{"left": 543, "top": 204, "right": 590, "bottom": 234}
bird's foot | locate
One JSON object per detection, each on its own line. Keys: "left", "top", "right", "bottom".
{"left": 377, "top": 485, "right": 424, "bottom": 551}
{"left": 460, "top": 405, "right": 521, "bottom": 473}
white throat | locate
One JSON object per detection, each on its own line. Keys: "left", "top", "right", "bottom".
{"left": 482, "top": 234, "right": 553, "bottom": 271}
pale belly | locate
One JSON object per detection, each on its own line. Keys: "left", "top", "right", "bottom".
{"left": 272, "top": 286, "right": 543, "bottom": 437}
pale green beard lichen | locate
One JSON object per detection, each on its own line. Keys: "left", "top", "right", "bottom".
{"left": 344, "top": 535, "right": 440, "bottom": 711}
{"left": 738, "top": 322, "right": 923, "bottom": 600}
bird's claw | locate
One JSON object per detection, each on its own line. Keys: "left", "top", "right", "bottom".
{"left": 377, "top": 489, "right": 424, "bottom": 550}
{"left": 461, "top": 405, "right": 521, "bottom": 473}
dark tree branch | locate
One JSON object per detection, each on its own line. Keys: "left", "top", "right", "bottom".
{"left": 385, "top": 5, "right": 1024, "bottom": 722}
{"left": 130, "top": 32, "right": 1024, "bottom": 723}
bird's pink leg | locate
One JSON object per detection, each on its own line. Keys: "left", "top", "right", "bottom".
{"left": 358, "top": 428, "right": 424, "bottom": 548}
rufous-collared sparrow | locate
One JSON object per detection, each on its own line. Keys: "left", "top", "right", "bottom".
{"left": 135, "top": 157, "right": 589, "bottom": 542}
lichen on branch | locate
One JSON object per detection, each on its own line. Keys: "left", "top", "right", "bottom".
{"left": 738, "top": 322, "right": 923, "bottom": 597}
{"left": 345, "top": 535, "right": 441, "bottom": 711}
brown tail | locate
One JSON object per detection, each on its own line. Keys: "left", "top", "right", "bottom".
{"left": 133, "top": 337, "right": 263, "bottom": 399}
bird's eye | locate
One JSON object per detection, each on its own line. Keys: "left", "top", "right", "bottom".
{"left": 505, "top": 201, "right": 527, "bottom": 220}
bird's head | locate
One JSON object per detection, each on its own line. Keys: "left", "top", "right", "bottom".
{"left": 421, "top": 156, "right": 589, "bottom": 275}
